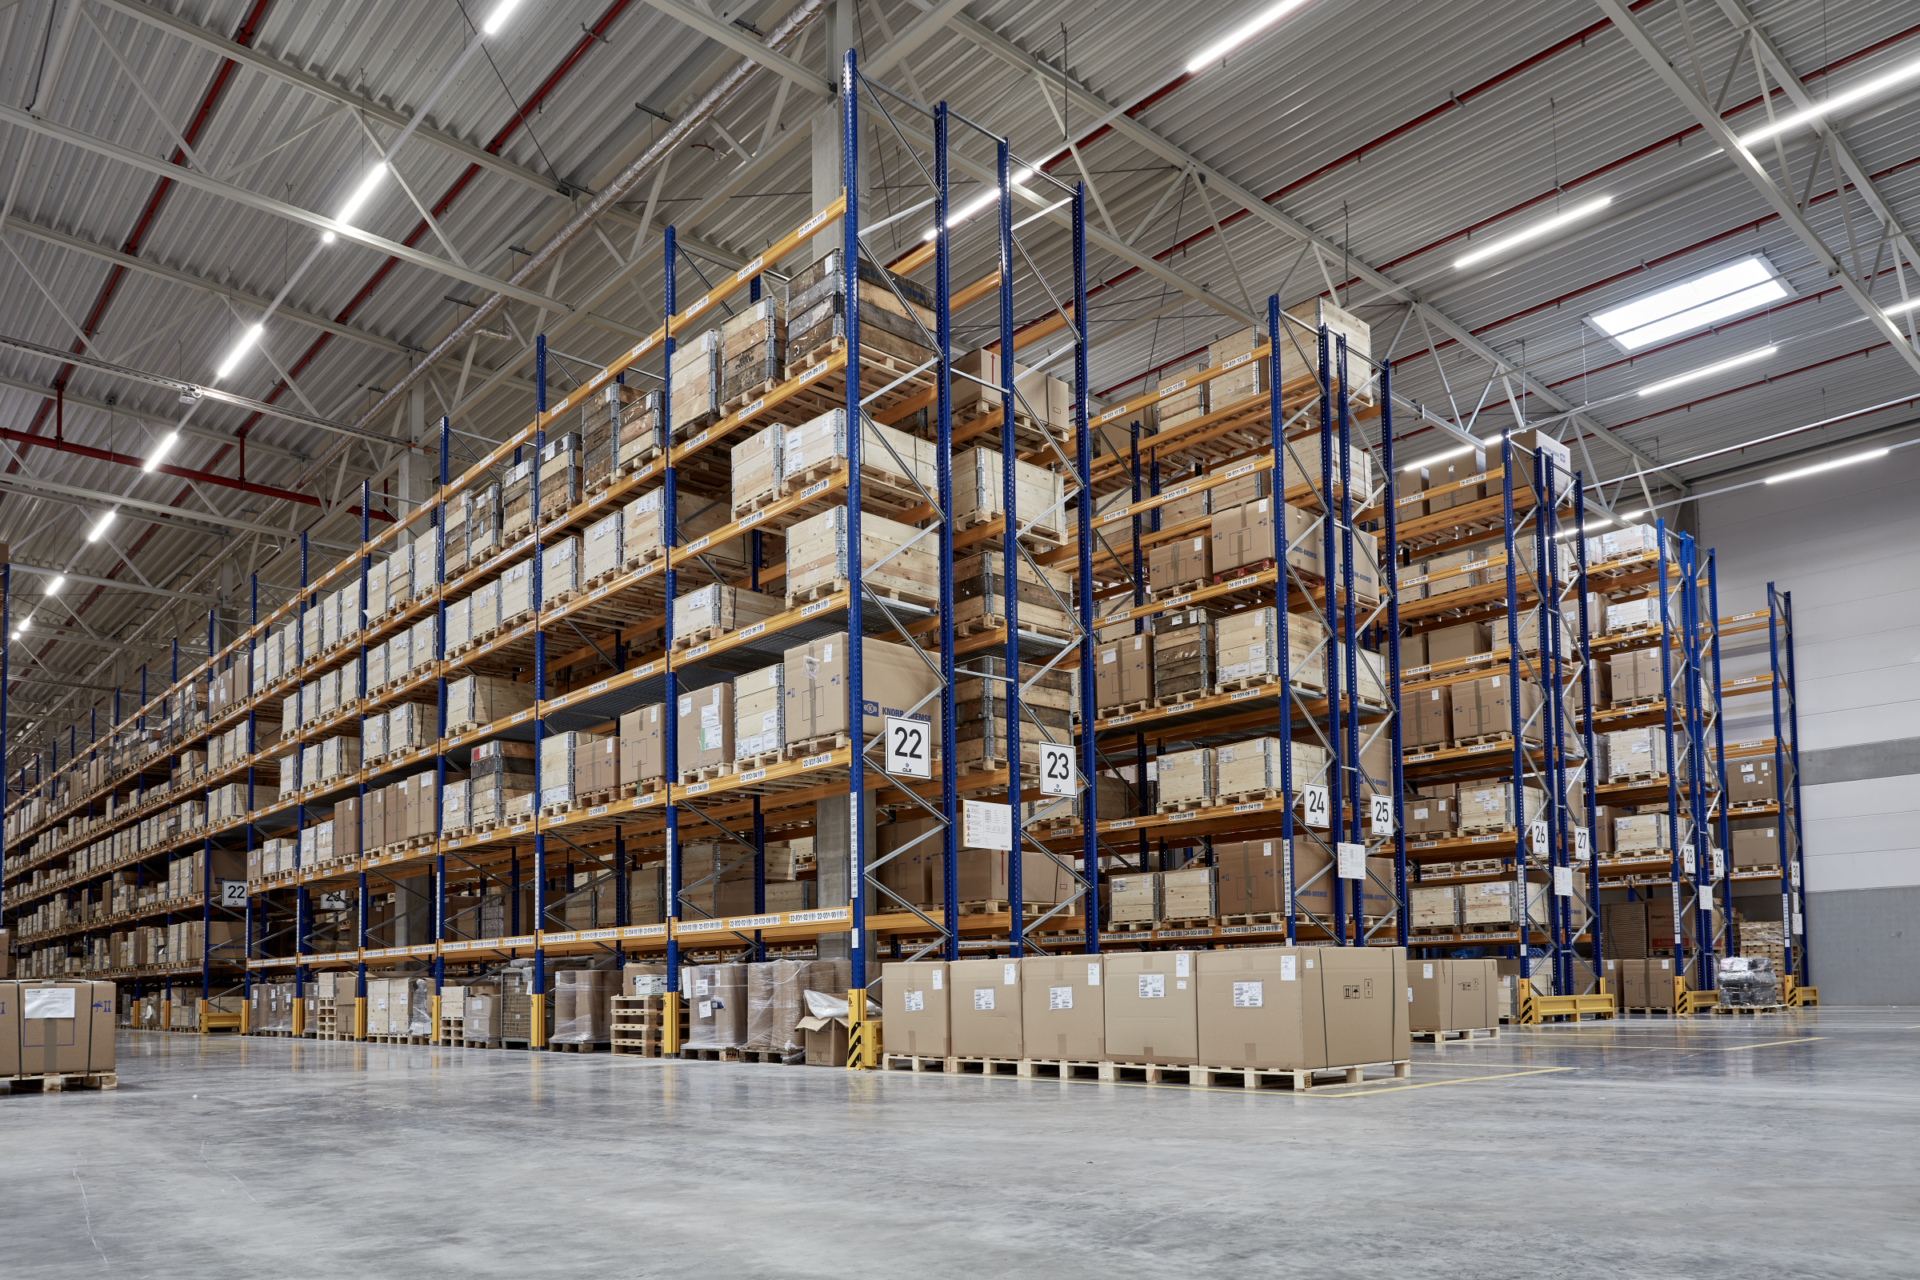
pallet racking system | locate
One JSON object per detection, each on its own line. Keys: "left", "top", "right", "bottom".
{"left": 0, "top": 49, "right": 1819, "bottom": 1041}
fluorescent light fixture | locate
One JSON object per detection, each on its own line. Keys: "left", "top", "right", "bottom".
{"left": 213, "top": 324, "right": 264, "bottom": 380}
{"left": 321, "top": 163, "right": 389, "bottom": 242}
{"left": 87, "top": 511, "right": 116, "bottom": 543}
{"left": 1402, "top": 443, "right": 1473, "bottom": 472}
{"left": 1638, "top": 345, "right": 1777, "bottom": 397}
{"left": 923, "top": 168, "right": 1035, "bottom": 240}
{"left": 1738, "top": 54, "right": 1920, "bottom": 146}
{"left": 144, "top": 431, "right": 180, "bottom": 472}
{"left": 1186, "top": 0, "right": 1311, "bottom": 72}
{"left": 1764, "top": 448, "right": 1888, "bottom": 485}
{"left": 1454, "top": 196, "right": 1612, "bottom": 269}
{"left": 48, "top": 575, "right": 64, "bottom": 594}
{"left": 1887, "top": 296, "right": 1920, "bottom": 317}
{"left": 1590, "top": 255, "right": 1791, "bottom": 351}
{"left": 483, "top": 0, "right": 523, "bottom": 35}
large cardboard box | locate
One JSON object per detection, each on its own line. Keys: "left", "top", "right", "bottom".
{"left": 618, "top": 704, "right": 666, "bottom": 790}
{"left": 16, "top": 980, "right": 98, "bottom": 1073}
{"left": 1405, "top": 684, "right": 1452, "bottom": 748}
{"left": 1195, "top": 947, "right": 1327, "bottom": 1069}
{"left": 1427, "top": 621, "right": 1493, "bottom": 666}
{"left": 782, "top": 632, "right": 940, "bottom": 745}
{"left": 1408, "top": 958, "right": 1499, "bottom": 1031}
{"left": 1209, "top": 498, "right": 1278, "bottom": 577}
{"left": 1148, "top": 533, "right": 1212, "bottom": 595}
{"left": 676, "top": 682, "right": 734, "bottom": 775}
{"left": 1621, "top": 956, "right": 1685, "bottom": 1008}
{"left": 880, "top": 960, "right": 950, "bottom": 1057}
{"left": 1103, "top": 951, "right": 1199, "bottom": 1065}
{"left": 1320, "top": 946, "right": 1409, "bottom": 1066}
{"left": 1727, "top": 757, "right": 1776, "bottom": 805}
{"left": 1020, "top": 955, "right": 1105, "bottom": 1062}
{"left": 1731, "top": 826, "right": 1781, "bottom": 868}
{"left": 1215, "top": 838, "right": 1286, "bottom": 916}
{"left": 950, "top": 958, "right": 1024, "bottom": 1059}
{"left": 1106, "top": 871, "right": 1157, "bottom": 924}
{"left": 1094, "top": 634, "right": 1153, "bottom": 712}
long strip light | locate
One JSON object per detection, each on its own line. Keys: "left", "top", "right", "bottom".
{"left": 320, "top": 163, "right": 389, "bottom": 244}
{"left": 1738, "top": 53, "right": 1920, "bottom": 146}
{"left": 1455, "top": 196, "right": 1612, "bottom": 269}
{"left": 923, "top": 168, "right": 1035, "bottom": 240}
{"left": 1638, "top": 345, "right": 1777, "bottom": 397}
{"left": 1763, "top": 447, "right": 1888, "bottom": 485}
{"left": 213, "top": 323, "right": 265, "bottom": 380}
{"left": 1186, "top": 0, "right": 1311, "bottom": 72}
{"left": 143, "top": 431, "right": 180, "bottom": 472}
{"left": 87, "top": 511, "right": 116, "bottom": 542}
{"left": 483, "top": 0, "right": 523, "bottom": 35}
{"left": 47, "top": 575, "right": 64, "bottom": 594}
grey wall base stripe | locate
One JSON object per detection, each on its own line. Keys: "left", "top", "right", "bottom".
{"left": 1801, "top": 736, "right": 1920, "bottom": 787}
{"left": 1805, "top": 887, "right": 1920, "bottom": 1006}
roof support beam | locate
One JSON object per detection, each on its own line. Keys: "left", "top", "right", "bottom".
{"left": 0, "top": 370, "right": 304, "bottom": 461}
{"left": 1597, "top": 0, "right": 1920, "bottom": 381}
{"left": 0, "top": 103, "right": 571, "bottom": 314}
{"left": 940, "top": 10, "right": 1687, "bottom": 492}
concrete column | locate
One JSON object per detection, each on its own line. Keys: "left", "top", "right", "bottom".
{"left": 809, "top": 0, "right": 860, "bottom": 262}
{"left": 395, "top": 384, "right": 433, "bottom": 542}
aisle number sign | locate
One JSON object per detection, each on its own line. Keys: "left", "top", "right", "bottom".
{"left": 963, "top": 800, "right": 1012, "bottom": 851}
{"left": 1574, "top": 827, "right": 1591, "bottom": 862}
{"left": 217, "top": 879, "right": 247, "bottom": 909}
{"left": 1303, "top": 785, "right": 1331, "bottom": 829}
{"left": 1038, "top": 742, "right": 1076, "bottom": 798}
{"left": 1530, "top": 820, "right": 1549, "bottom": 857}
{"left": 884, "top": 715, "right": 931, "bottom": 780}
{"left": 1368, "top": 795, "right": 1394, "bottom": 836}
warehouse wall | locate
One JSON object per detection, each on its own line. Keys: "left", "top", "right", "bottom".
{"left": 1696, "top": 441, "right": 1920, "bottom": 1005}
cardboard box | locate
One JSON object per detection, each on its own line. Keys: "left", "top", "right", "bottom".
{"left": 1020, "top": 955, "right": 1105, "bottom": 1062}
{"left": 1195, "top": 946, "right": 1329, "bottom": 1069}
{"left": 1731, "top": 827, "right": 1781, "bottom": 867}
{"left": 618, "top": 705, "right": 666, "bottom": 790}
{"left": 1095, "top": 634, "right": 1153, "bottom": 712}
{"left": 1103, "top": 951, "right": 1198, "bottom": 1065}
{"left": 1320, "top": 946, "right": 1408, "bottom": 1067}
{"left": 1405, "top": 790, "right": 1456, "bottom": 836}
{"left": 880, "top": 960, "right": 950, "bottom": 1057}
{"left": 676, "top": 683, "right": 734, "bottom": 775}
{"left": 1621, "top": 956, "right": 1684, "bottom": 1009}
{"left": 1148, "top": 534, "right": 1212, "bottom": 595}
{"left": 781, "top": 632, "right": 940, "bottom": 745}
{"left": 1106, "top": 872, "right": 1157, "bottom": 924}
{"left": 950, "top": 958, "right": 1024, "bottom": 1059}
{"left": 1408, "top": 958, "right": 1499, "bottom": 1031}
{"left": 1209, "top": 498, "right": 1277, "bottom": 577}
{"left": 1727, "top": 757, "right": 1776, "bottom": 805}
{"left": 1427, "top": 621, "right": 1493, "bottom": 665}
{"left": 1155, "top": 747, "right": 1213, "bottom": 808}
{"left": 1602, "top": 901, "right": 1649, "bottom": 959}
{"left": 1214, "top": 838, "right": 1286, "bottom": 916}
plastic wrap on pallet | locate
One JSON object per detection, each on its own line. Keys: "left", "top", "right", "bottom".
{"left": 551, "top": 970, "right": 614, "bottom": 1043}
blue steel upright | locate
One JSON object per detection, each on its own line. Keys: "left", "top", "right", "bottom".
{"left": 435, "top": 416, "right": 451, "bottom": 995}
{"left": 1706, "top": 555, "right": 1735, "bottom": 935}
{"left": 1655, "top": 522, "right": 1687, "bottom": 973}
{"left": 1499, "top": 430, "right": 1529, "bottom": 989}
{"left": 1377, "top": 359, "right": 1409, "bottom": 947}
{"left": 842, "top": 48, "right": 870, "bottom": 985}
{"left": 533, "top": 333, "right": 549, "bottom": 1032}
{"left": 1574, "top": 481, "right": 1602, "bottom": 977}
{"left": 1316, "top": 327, "right": 1343, "bottom": 947}
{"left": 662, "top": 226, "right": 682, "bottom": 1006}
{"left": 1072, "top": 180, "right": 1098, "bottom": 952}
{"left": 1267, "top": 299, "right": 1298, "bottom": 946}
{"left": 934, "top": 103, "right": 960, "bottom": 960}
{"left": 995, "top": 135, "right": 1021, "bottom": 955}
{"left": 1335, "top": 338, "right": 1362, "bottom": 940}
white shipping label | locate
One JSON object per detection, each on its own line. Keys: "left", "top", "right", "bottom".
{"left": 973, "top": 989, "right": 995, "bottom": 1011}
{"left": 1176, "top": 980, "right": 1187, "bottom": 990}
{"left": 695, "top": 978, "right": 710, "bottom": 996}
{"left": 1102, "top": 649, "right": 1115, "bottom": 664}
{"left": 1422, "top": 963, "right": 1434, "bottom": 979}
{"left": 1232, "top": 981, "right": 1263, "bottom": 1008}
{"left": 1049, "top": 986, "right": 1074, "bottom": 1011}
{"left": 701, "top": 703, "right": 721, "bottom": 731}
{"left": 1087, "top": 962, "right": 1101, "bottom": 986}
{"left": 23, "top": 988, "right": 75, "bottom": 1019}
{"left": 1337, "top": 842, "right": 1366, "bottom": 879}
{"left": 903, "top": 990, "right": 924, "bottom": 1013}
{"left": 1280, "top": 956, "right": 1297, "bottom": 981}
{"left": 1002, "top": 963, "right": 1017, "bottom": 985}
{"left": 762, "top": 712, "right": 779, "bottom": 731}
{"left": 697, "top": 1001, "right": 713, "bottom": 1018}
{"left": 931, "top": 971, "right": 943, "bottom": 990}
{"left": 1175, "top": 953, "right": 1190, "bottom": 977}
{"left": 1138, "top": 974, "right": 1165, "bottom": 999}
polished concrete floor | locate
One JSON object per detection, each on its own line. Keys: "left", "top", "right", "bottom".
{"left": 4, "top": 1009, "right": 1915, "bottom": 1279}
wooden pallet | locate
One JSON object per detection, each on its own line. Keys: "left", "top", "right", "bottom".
{"left": 735, "top": 1048, "right": 801, "bottom": 1064}
{"left": 1098, "top": 1059, "right": 1412, "bottom": 1088}
{"left": 679, "top": 1047, "right": 741, "bottom": 1061}
{"left": 1099, "top": 701, "right": 1154, "bottom": 719}
{"left": 1412, "top": 1026, "right": 1500, "bottom": 1044}
{"left": 1151, "top": 579, "right": 1211, "bottom": 600}
{"left": 722, "top": 379, "right": 780, "bottom": 414}
{"left": 879, "top": 1052, "right": 950, "bottom": 1072}
{"left": 610, "top": 1038, "right": 668, "bottom": 1057}
{"left": 1021, "top": 1058, "right": 1104, "bottom": 1081}
{"left": 1712, "top": 1003, "right": 1786, "bottom": 1016}
{"left": 786, "top": 578, "right": 937, "bottom": 612}
{"left": 1154, "top": 798, "right": 1211, "bottom": 815}
{"left": 2, "top": 1071, "right": 118, "bottom": 1093}
{"left": 1213, "top": 676, "right": 1291, "bottom": 697}
{"left": 1607, "top": 770, "right": 1666, "bottom": 784}
{"left": 1152, "top": 690, "right": 1209, "bottom": 708}
{"left": 1217, "top": 788, "right": 1282, "bottom": 808}
{"left": 676, "top": 764, "right": 735, "bottom": 786}
{"left": 1159, "top": 916, "right": 1218, "bottom": 930}
{"left": 954, "top": 900, "right": 1053, "bottom": 918}
{"left": 622, "top": 546, "right": 667, "bottom": 573}
{"left": 1218, "top": 912, "right": 1285, "bottom": 928}
{"left": 1106, "top": 920, "right": 1158, "bottom": 933}
{"left": 950, "top": 1056, "right": 1024, "bottom": 1076}
{"left": 783, "top": 732, "right": 851, "bottom": 760}
{"left": 1213, "top": 559, "right": 1275, "bottom": 585}
{"left": 616, "top": 445, "right": 663, "bottom": 476}
{"left": 365, "top": 1034, "right": 430, "bottom": 1045}
{"left": 671, "top": 625, "right": 727, "bottom": 651}
{"left": 546, "top": 1041, "right": 609, "bottom": 1053}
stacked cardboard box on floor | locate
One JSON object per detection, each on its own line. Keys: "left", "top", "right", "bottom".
{"left": 1408, "top": 958, "right": 1500, "bottom": 1031}
{"left": 552, "top": 969, "right": 615, "bottom": 1044}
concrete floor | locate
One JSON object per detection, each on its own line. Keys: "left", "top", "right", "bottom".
{"left": 5, "top": 1010, "right": 1916, "bottom": 1279}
